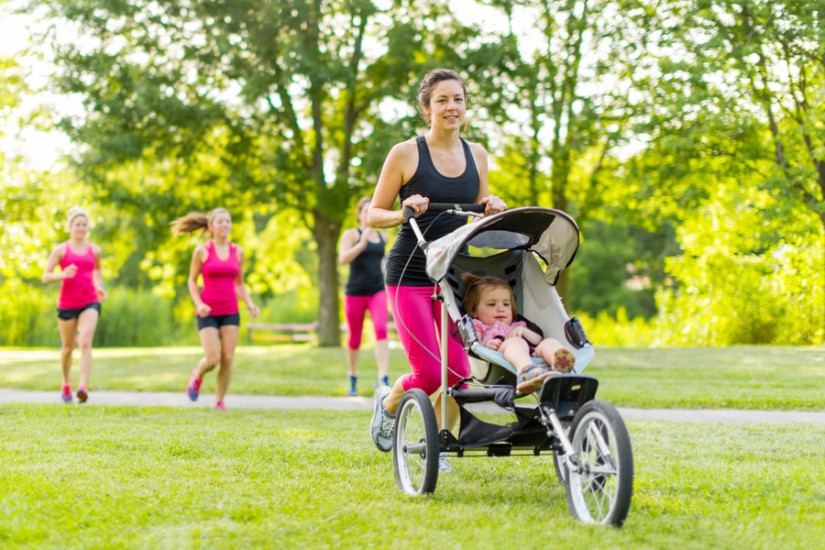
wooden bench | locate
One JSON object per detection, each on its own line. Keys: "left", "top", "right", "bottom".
{"left": 247, "top": 321, "right": 398, "bottom": 343}
{"left": 247, "top": 322, "right": 320, "bottom": 343}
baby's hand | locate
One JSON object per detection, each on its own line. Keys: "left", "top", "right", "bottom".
{"left": 484, "top": 338, "right": 501, "bottom": 351}
{"left": 505, "top": 326, "right": 524, "bottom": 340}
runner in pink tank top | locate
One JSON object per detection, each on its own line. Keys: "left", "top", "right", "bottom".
{"left": 172, "top": 207, "right": 259, "bottom": 410}
{"left": 58, "top": 241, "right": 99, "bottom": 309}
{"left": 200, "top": 241, "right": 240, "bottom": 316}
{"left": 42, "top": 207, "right": 107, "bottom": 405}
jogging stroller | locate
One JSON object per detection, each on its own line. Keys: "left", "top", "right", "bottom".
{"left": 391, "top": 204, "right": 633, "bottom": 527}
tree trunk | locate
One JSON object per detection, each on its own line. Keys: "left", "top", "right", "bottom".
{"left": 313, "top": 211, "right": 342, "bottom": 346}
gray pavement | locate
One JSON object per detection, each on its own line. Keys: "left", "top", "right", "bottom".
{"left": 1, "top": 388, "right": 824, "bottom": 423}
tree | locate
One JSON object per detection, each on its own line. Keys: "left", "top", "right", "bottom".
{"left": 633, "top": 0, "right": 825, "bottom": 339}
{"left": 480, "top": 0, "right": 650, "bottom": 301}
{"left": 33, "top": 0, "right": 505, "bottom": 344}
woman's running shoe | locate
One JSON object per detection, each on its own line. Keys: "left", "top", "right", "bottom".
{"left": 61, "top": 384, "right": 73, "bottom": 404}
{"left": 369, "top": 386, "right": 395, "bottom": 452}
{"left": 186, "top": 368, "right": 202, "bottom": 402}
{"left": 214, "top": 401, "right": 226, "bottom": 411}
{"left": 76, "top": 386, "right": 89, "bottom": 403}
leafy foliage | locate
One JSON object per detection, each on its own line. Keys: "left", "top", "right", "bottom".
{"left": 2, "top": 0, "right": 823, "bottom": 346}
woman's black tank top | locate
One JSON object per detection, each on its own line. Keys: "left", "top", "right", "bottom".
{"left": 385, "top": 136, "right": 480, "bottom": 286}
{"left": 345, "top": 230, "right": 386, "bottom": 296}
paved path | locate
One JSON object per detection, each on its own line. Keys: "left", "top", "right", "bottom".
{"left": 2, "top": 388, "right": 824, "bottom": 424}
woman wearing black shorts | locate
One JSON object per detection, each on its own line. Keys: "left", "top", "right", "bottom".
{"left": 172, "top": 208, "right": 259, "bottom": 410}
{"left": 42, "top": 207, "right": 107, "bottom": 404}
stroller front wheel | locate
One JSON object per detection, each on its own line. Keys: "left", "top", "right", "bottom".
{"left": 564, "top": 399, "right": 634, "bottom": 526}
{"left": 393, "top": 389, "right": 440, "bottom": 495}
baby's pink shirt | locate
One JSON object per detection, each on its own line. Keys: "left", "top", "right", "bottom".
{"left": 472, "top": 319, "right": 527, "bottom": 343}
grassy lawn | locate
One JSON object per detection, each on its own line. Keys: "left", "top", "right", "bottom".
{"left": 1, "top": 345, "right": 823, "bottom": 410}
{"left": 1, "top": 404, "right": 822, "bottom": 549}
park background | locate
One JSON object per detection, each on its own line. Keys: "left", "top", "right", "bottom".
{"left": 2, "top": 2, "right": 824, "bottom": 548}
{"left": 2, "top": 0, "right": 824, "bottom": 349}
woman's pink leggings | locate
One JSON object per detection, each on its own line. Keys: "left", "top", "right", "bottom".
{"left": 344, "top": 291, "right": 389, "bottom": 350}
{"left": 387, "top": 285, "right": 470, "bottom": 395}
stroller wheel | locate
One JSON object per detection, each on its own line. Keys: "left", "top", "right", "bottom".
{"left": 393, "top": 389, "right": 439, "bottom": 495}
{"left": 553, "top": 452, "right": 568, "bottom": 485}
{"left": 564, "top": 400, "right": 634, "bottom": 527}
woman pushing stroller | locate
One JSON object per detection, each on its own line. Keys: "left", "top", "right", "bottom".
{"left": 367, "top": 68, "right": 506, "bottom": 454}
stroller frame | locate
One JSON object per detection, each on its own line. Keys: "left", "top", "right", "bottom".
{"left": 391, "top": 205, "right": 634, "bottom": 527}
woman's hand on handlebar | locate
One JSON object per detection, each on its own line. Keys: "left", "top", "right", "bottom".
{"left": 480, "top": 194, "right": 507, "bottom": 216}
{"left": 401, "top": 195, "right": 429, "bottom": 217}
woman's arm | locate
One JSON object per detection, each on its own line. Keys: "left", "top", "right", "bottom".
{"left": 338, "top": 228, "right": 368, "bottom": 265}
{"left": 92, "top": 244, "right": 107, "bottom": 302}
{"left": 234, "top": 246, "right": 259, "bottom": 318}
{"left": 368, "top": 141, "right": 427, "bottom": 228}
{"left": 42, "top": 244, "right": 68, "bottom": 285}
{"left": 188, "top": 245, "right": 210, "bottom": 317}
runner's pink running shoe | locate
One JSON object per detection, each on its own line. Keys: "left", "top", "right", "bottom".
{"left": 76, "top": 386, "right": 89, "bottom": 403}
{"left": 61, "top": 384, "right": 73, "bottom": 404}
{"left": 186, "top": 368, "right": 202, "bottom": 402}
{"left": 214, "top": 401, "right": 226, "bottom": 411}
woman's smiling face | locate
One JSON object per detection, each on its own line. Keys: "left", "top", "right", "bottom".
{"left": 209, "top": 211, "right": 232, "bottom": 238}
{"left": 425, "top": 79, "right": 466, "bottom": 129}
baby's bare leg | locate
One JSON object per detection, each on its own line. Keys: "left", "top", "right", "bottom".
{"left": 500, "top": 337, "right": 533, "bottom": 372}
{"left": 534, "top": 338, "right": 575, "bottom": 373}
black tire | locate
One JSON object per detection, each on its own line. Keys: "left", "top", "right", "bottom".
{"left": 564, "top": 400, "right": 633, "bottom": 526}
{"left": 553, "top": 452, "right": 568, "bottom": 485}
{"left": 393, "top": 389, "right": 440, "bottom": 495}
{"left": 553, "top": 420, "right": 572, "bottom": 484}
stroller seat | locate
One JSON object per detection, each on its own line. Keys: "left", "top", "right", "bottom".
{"left": 445, "top": 248, "right": 595, "bottom": 387}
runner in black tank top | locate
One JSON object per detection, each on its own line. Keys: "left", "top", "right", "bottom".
{"left": 385, "top": 136, "right": 479, "bottom": 286}
{"left": 339, "top": 197, "right": 391, "bottom": 396}
{"left": 346, "top": 229, "right": 385, "bottom": 295}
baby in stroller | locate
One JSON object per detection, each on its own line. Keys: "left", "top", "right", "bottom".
{"left": 462, "top": 273, "right": 575, "bottom": 394}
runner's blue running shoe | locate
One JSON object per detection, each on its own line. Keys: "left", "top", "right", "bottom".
{"left": 370, "top": 386, "right": 395, "bottom": 452}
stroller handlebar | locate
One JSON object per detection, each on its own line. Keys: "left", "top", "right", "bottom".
{"left": 402, "top": 202, "right": 485, "bottom": 221}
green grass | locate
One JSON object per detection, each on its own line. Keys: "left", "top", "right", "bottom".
{"left": 1, "top": 405, "right": 822, "bottom": 549}
{"left": 1, "top": 345, "right": 823, "bottom": 410}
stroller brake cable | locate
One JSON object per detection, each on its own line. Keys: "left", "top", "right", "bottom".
{"left": 392, "top": 210, "right": 468, "bottom": 381}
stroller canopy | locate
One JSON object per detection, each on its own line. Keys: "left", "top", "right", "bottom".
{"left": 426, "top": 207, "right": 580, "bottom": 286}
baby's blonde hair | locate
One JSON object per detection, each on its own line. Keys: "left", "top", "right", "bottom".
{"left": 461, "top": 273, "right": 518, "bottom": 319}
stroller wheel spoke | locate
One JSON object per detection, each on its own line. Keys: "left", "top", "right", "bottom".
{"left": 565, "top": 400, "right": 634, "bottom": 526}
{"left": 393, "top": 389, "right": 439, "bottom": 495}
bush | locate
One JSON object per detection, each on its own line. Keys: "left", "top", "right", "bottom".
{"left": 93, "top": 287, "right": 177, "bottom": 347}
{"left": 575, "top": 308, "right": 658, "bottom": 347}
{"left": 0, "top": 282, "right": 178, "bottom": 347}
{"left": 0, "top": 280, "right": 60, "bottom": 347}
